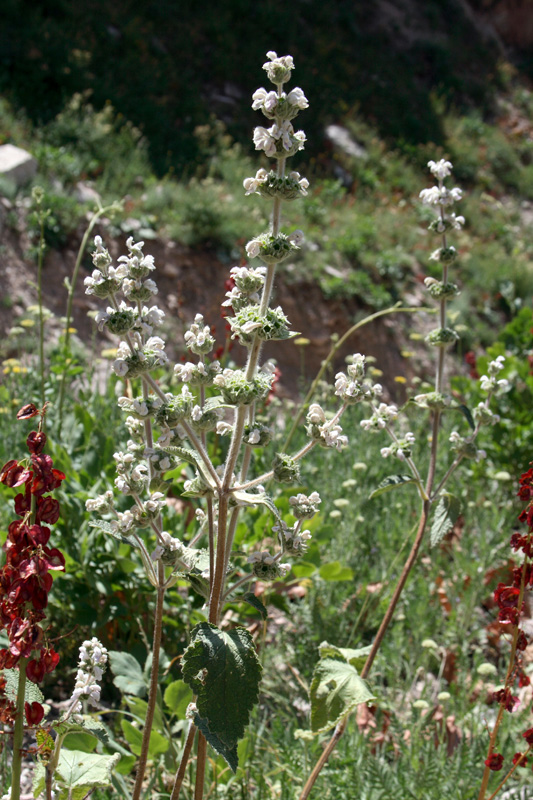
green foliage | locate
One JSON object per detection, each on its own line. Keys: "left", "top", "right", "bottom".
{"left": 33, "top": 751, "right": 120, "bottom": 799}
{"left": 310, "top": 643, "right": 374, "bottom": 734}
{"left": 182, "top": 623, "right": 262, "bottom": 763}
{"left": 430, "top": 493, "right": 461, "bottom": 547}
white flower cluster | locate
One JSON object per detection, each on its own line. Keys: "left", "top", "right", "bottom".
{"left": 253, "top": 121, "right": 306, "bottom": 158}
{"left": 449, "top": 431, "right": 486, "bottom": 462}
{"left": 151, "top": 531, "right": 184, "bottom": 562}
{"left": 273, "top": 519, "right": 312, "bottom": 557}
{"left": 419, "top": 185, "right": 463, "bottom": 209}
{"left": 262, "top": 51, "right": 294, "bottom": 84}
{"left": 247, "top": 550, "right": 290, "bottom": 579}
{"left": 360, "top": 403, "right": 398, "bottom": 432}
{"left": 479, "top": 355, "right": 509, "bottom": 393}
{"left": 380, "top": 432, "right": 416, "bottom": 461}
{"left": 289, "top": 491, "right": 321, "bottom": 519}
{"left": 243, "top": 168, "right": 309, "bottom": 197}
{"left": 305, "top": 404, "right": 348, "bottom": 450}
{"left": 419, "top": 160, "right": 463, "bottom": 221}
{"left": 69, "top": 638, "right": 108, "bottom": 712}
{"left": 85, "top": 490, "right": 115, "bottom": 513}
{"left": 252, "top": 86, "right": 309, "bottom": 121}
{"left": 335, "top": 354, "right": 382, "bottom": 405}
{"left": 184, "top": 314, "right": 215, "bottom": 355}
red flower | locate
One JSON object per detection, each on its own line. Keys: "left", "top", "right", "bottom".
{"left": 494, "top": 583, "right": 521, "bottom": 609}
{"left": 16, "top": 404, "right": 39, "bottom": 420}
{"left": 26, "top": 431, "right": 47, "bottom": 455}
{"left": 522, "top": 728, "right": 533, "bottom": 745}
{"left": 485, "top": 753, "right": 504, "bottom": 771}
{"left": 0, "top": 460, "right": 32, "bottom": 488}
{"left": 513, "top": 752, "right": 528, "bottom": 767}
{"left": 24, "top": 701, "right": 45, "bottom": 726}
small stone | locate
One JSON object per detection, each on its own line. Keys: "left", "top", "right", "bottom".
{"left": 0, "top": 144, "right": 38, "bottom": 187}
{"left": 75, "top": 182, "right": 101, "bottom": 204}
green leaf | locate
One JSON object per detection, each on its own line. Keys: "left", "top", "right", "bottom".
{"left": 183, "top": 571, "right": 211, "bottom": 599}
{"left": 182, "top": 622, "right": 262, "bottom": 750}
{"left": 1, "top": 668, "right": 44, "bottom": 707}
{"left": 54, "top": 716, "right": 110, "bottom": 748}
{"left": 242, "top": 592, "right": 268, "bottom": 620}
{"left": 319, "top": 561, "right": 353, "bottom": 581}
{"left": 430, "top": 493, "right": 461, "bottom": 547}
{"left": 231, "top": 491, "right": 282, "bottom": 523}
{"left": 310, "top": 657, "right": 375, "bottom": 734}
{"left": 456, "top": 404, "right": 475, "bottom": 431}
{"left": 179, "top": 546, "right": 210, "bottom": 573}
{"left": 88, "top": 520, "right": 140, "bottom": 549}
{"left": 291, "top": 562, "right": 317, "bottom": 578}
{"left": 34, "top": 750, "right": 120, "bottom": 795}
{"left": 62, "top": 732, "right": 98, "bottom": 753}
{"left": 318, "top": 642, "right": 372, "bottom": 673}
{"left": 120, "top": 719, "right": 169, "bottom": 756}
{"left": 369, "top": 474, "right": 418, "bottom": 500}
{"left": 194, "top": 713, "right": 238, "bottom": 773}
{"left": 164, "top": 680, "right": 192, "bottom": 716}
{"left": 108, "top": 651, "right": 147, "bottom": 697}
{"left": 160, "top": 445, "right": 216, "bottom": 488}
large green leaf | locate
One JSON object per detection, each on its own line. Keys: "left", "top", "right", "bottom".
{"left": 33, "top": 750, "right": 120, "bottom": 798}
{"left": 369, "top": 474, "right": 417, "bottom": 500}
{"left": 108, "top": 651, "right": 147, "bottom": 697}
{"left": 182, "top": 623, "right": 262, "bottom": 750}
{"left": 430, "top": 493, "right": 461, "bottom": 547}
{"left": 54, "top": 715, "right": 110, "bottom": 748}
{"left": 194, "top": 713, "right": 238, "bottom": 773}
{"left": 310, "top": 655, "right": 374, "bottom": 734}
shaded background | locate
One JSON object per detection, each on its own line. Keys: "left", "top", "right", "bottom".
{"left": 2, "top": 0, "right": 527, "bottom": 176}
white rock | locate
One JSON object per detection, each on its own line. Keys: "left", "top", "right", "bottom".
{"left": 0, "top": 144, "right": 37, "bottom": 187}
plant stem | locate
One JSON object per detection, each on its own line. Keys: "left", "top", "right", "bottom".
{"left": 131, "top": 565, "right": 165, "bottom": 800}
{"left": 57, "top": 204, "right": 115, "bottom": 435}
{"left": 194, "top": 734, "right": 208, "bottom": 800}
{"left": 10, "top": 656, "right": 28, "bottom": 800}
{"left": 169, "top": 722, "right": 197, "bottom": 800}
{"left": 37, "top": 209, "right": 46, "bottom": 410}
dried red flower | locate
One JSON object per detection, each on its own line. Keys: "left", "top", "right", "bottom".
{"left": 485, "top": 753, "right": 504, "bottom": 771}
{"left": 24, "top": 701, "right": 45, "bottom": 726}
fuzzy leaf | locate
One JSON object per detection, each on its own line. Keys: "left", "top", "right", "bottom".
{"left": 1, "top": 668, "right": 44, "bottom": 706}
{"left": 430, "top": 493, "right": 461, "bottom": 547}
{"left": 310, "top": 657, "right": 374, "bottom": 734}
{"left": 108, "top": 651, "right": 147, "bottom": 697}
{"left": 33, "top": 750, "right": 120, "bottom": 797}
{"left": 369, "top": 474, "right": 417, "bottom": 500}
{"left": 194, "top": 712, "right": 238, "bottom": 773}
{"left": 242, "top": 592, "right": 268, "bottom": 620}
{"left": 88, "top": 520, "right": 140, "bottom": 549}
{"left": 183, "top": 572, "right": 211, "bottom": 599}
{"left": 160, "top": 445, "right": 216, "bottom": 488}
{"left": 179, "top": 546, "right": 210, "bottom": 573}
{"left": 318, "top": 642, "right": 372, "bottom": 672}
{"left": 182, "top": 622, "right": 262, "bottom": 750}
{"left": 231, "top": 491, "right": 282, "bottom": 522}
{"left": 54, "top": 716, "right": 110, "bottom": 747}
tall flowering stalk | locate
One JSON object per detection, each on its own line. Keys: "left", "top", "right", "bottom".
{"left": 477, "top": 467, "right": 533, "bottom": 800}
{"left": 85, "top": 51, "right": 367, "bottom": 798}
{"left": 298, "top": 160, "right": 506, "bottom": 799}
{"left": 0, "top": 403, "right": 64, "bottom": 800}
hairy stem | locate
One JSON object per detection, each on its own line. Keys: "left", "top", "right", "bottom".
{"left": 169, "top": 722, "right": 197, "bottom": 800}
{"left": 131, "top": 566, "right": 165, "bottom": 800}
{"left": 10, "top": 657, "right": 28, "bottom": 800}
